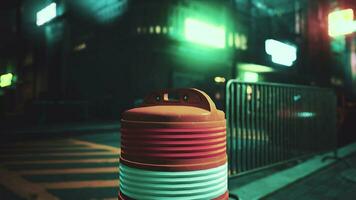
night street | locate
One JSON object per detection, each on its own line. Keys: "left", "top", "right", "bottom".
{"left": 2, "top": 0, "right": 356, "bottom": 199}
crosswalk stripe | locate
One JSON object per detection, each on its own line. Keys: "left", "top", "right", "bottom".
{"left": 0, "top": 140, "right": 69, "bottom": 147}
{"left": 0, "top": 151, "right": 118, "bottom": 158}
{"left": 69, "top": 139, "right": 120, "bottom": 154}
{"left": 0, "top": 139, "right": 122, "bottom": 199}
{"left": 18, "top": 167, "right": 119, "bottom": 175}
{"left": 0, "top": 166, "right": 59, "bottom": 200}
{"left": 41, "top": 180, "right": 119, "bottom": 189}
{"left": 3, "top": 158, "right": 119, "bottom": 165}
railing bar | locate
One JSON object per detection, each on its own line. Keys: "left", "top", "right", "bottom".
{"left": 296, "top": 88, "right": 300, "bottom": 156}
{"left": 270, "top": 86, "right": 274, "bottom": 164}
{"left": 292, "top": 88, "right": 297, "bottom": 158}
{"left": 257, "top": 85, "right": 262, "bottom": 168}
{"left": 264, "top": 85, "right": 268, "bottom": 166}
{"left": 241, "top": 84, "right": 246, "bottom": 173}
{"left": 276, "top": 87, "right": 283, "bottom": 161}
{"left": 275, "top": 86, "right": 279, "bottom": 163}
{"left": 236, "top": 84, "right": 242, "bottom": 174}
{"left": 283, "top": 87, "right": 288, "bottom": 160}
{"left": 231, "top": 84, "right": 236, "bottom": 174}
{"left": 275, "top": 87, "right": 282, "bottom": 162}
{"left": 252, "top": 84, "right": 257, "bottom": 169}
{"left": 275, "top": 86, "right": 278, "bottom": 162}
{"left": 229, "top": 84, "right": 232, "bottom": 174}
{"left": 246, "top": 84, "right": 254, "bottom": 172}
{"left": 268, "top": 85, "right": 272, "bottom": 165}
{"left": 281, "top": 87, "right": 285, "bottom": 161}
{"left": 287, "top": 88, "right": 291, "bottom": 158}
{"left": 235, "top": 84, "right": 239, "bottom": 174}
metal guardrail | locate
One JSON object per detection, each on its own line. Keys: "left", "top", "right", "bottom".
{"left": 226, "top": 80, "right": 337, "bottom": 177}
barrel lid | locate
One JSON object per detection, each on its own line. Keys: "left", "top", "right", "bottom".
{"left": 122, "top": 88, "right": 225, "bottom": 123}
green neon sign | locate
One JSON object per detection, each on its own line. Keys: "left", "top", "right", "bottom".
{"left": 328, "top": 9, "right": 355, "bottom": 37}
{"left": 265, "top": 39, "right": 297, "bottom": 67}
{"left": 36, "top": 3, "right": 57, "bottom": 26}
{"left": 184, "top": 18, "right": 226, "bottom": 48}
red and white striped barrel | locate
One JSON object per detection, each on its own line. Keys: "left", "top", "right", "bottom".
{"left": 119, "top": 88, "right": 228, "bottom": 200}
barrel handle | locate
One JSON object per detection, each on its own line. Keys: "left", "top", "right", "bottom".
{"left": 142, "top": 88, "right": 217, "bottom": 113}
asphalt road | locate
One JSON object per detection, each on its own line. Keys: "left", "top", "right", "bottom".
{"left": 0, "top": 132, "right": 120, "bottom": 200}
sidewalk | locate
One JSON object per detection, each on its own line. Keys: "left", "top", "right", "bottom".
{"left": 229, "top": 142, "right": 356, "bottom": 200}
{"left": 264, "top": 152, "right": 356, "bottom": 200}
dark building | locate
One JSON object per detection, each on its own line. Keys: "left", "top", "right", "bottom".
{"left": 1, "top": 0, "right": 355, "bottom": 125}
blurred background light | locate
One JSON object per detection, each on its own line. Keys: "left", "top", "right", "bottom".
{"left": 0, "top": 73, "right": 13, "bottom": 88}
{"left": 149, "top": 26, "right": 154, "bottom": 34}
{"left": 73, "top": 43, "right": 87, "bottom": 51}
{"left": 297, "top": 112, "right": 315, "bottom": 118}
{"left": 265, "top": 39, "right": 297, "bottom": 67}
{"left": 155, "top": 26, "right": 161, "bottom": 34}
{"left": 184, "top": 18, "right": 226, "bottom": 49}
{"left": 328, "top": 9, "right": 355, "bottom": 37}
{"left": 214, "top": 76, "right": 226, "bottom": 83}
{"left": 162, "top": 27, "right": 168, "bottom": 34}
{"left": 36, "top": 2, "right": 57, "bottom": 26}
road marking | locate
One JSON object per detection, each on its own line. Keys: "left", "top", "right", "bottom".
{"left": 0, "top": 151, "right": 118, "bottom": 158}
{"left": 0, "top": 146, "right": 89, "bottom": 151}
{"left": 0, "top": 140, "right": 70, "bottom": 146}
{"left": 41, "top": 180, "right": 119, "bottom": 189}
{"left": 69, "top": 139, "right": 121, "bottom": 154}
{"left": 0, "top": 138, "right": 121, "bottom": 199}
{"left": 19, "top": 167, "right": 119, "bottom": 175}
{"left": 0, "top": 166, "right": 59, "bottom": 200}
{"left": 3, "top": 158, "right": 119, "bottom": 165}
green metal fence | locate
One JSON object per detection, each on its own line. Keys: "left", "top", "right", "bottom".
{"left": 226, "top": 80, "right": 337, "bottom": 177}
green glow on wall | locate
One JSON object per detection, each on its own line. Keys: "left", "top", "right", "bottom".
{"left": 328, "top": 9, "right": 355, "bottom": 37}
{"left": 243, "top": 72, "right": 259, "bottom": 82}
{"left": 36, "top": 3, "right": 57, "bottom": 26}
{"left": 265, "top": 39, "right": 297, "bottom": 67}
{"left": 75, "top": 0, "right": 128, "bottom": 24}
{"left": 184, "top": 18, "right": 226, "bottom": 48}
{"left": 238, "top": 63, "right": 274, "bottom": 73}
{"left": 0, "top": 73, "right": 13, "bottom": 88}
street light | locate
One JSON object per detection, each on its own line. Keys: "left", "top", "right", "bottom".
{"left": 328, "top": 9, "right": 355, "bottom": 37}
